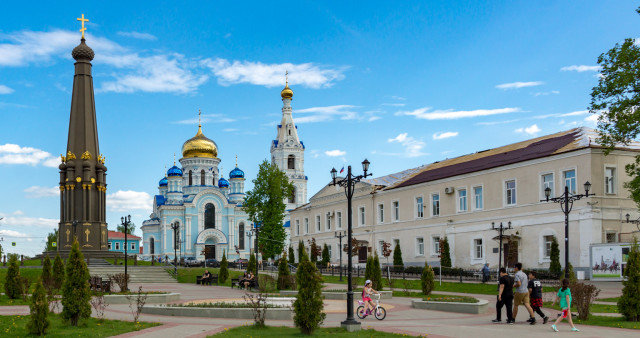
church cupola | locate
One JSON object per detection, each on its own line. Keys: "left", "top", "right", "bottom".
{"left": 167, "top": 165, "right": 183, "bottom": 177}
{"left": 228, "top": 156, "right": 246, "bottom": 204}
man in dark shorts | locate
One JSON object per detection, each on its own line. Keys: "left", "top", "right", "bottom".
{"left": 528, "top": 271, "right": 549, "bottom": 324}
{"left": 493, "top": 267, "right": 514, "bottom": 324}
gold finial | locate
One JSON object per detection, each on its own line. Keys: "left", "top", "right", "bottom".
{"left": 77, "top": 14, "right": 89, "bottom": 39}
{"left": 198, "top": 109, "right": 202, "bottom": 127}
{"left": 285, "top": 70, "right": 289, "bottom": 87}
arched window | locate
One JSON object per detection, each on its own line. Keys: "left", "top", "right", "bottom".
{"left": 149, "top": 237, "right": 155, "bottom": 254}
{"left": 288, "top": 128, "right": 291, "bottom": 136}
{"left": 201, "top": 169, "right": 206, "bottom": 186}
{"left": 288, "top": 155, "right": 295, "bottom": 169}
{"left": 204, "top": 203, "right": 215, "bottom": 229}
{"left": 189, "top": 170, "right": 193, "bottom": 185}
{"left": 212, "top": 176, "right": 215, "bottom": 186}
{"left": 239, "top": 223, "right": 245, "bottom": 250}
{"left": 288, "top": 187, "right": 296, "bottom": 203}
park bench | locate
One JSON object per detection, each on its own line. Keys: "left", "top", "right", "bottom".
{"left": 89, "top": 276, "right": 111, "bottom": 293}
{"left": 196, "top": 274, "right": 219, "bottom": 285}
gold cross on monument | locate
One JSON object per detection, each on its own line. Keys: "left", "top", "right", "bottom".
{"left": 77, "top": 14, "right": 89, "bottom": 39}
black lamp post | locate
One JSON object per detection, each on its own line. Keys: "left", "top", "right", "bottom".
{"left": 330, "top": 159, "right": 371, "bottom": 329}
{"left": 171, "top": 221, "right": 179, "bottom": 277}
{"left": 542, "top": 181, "right": 591, "bottom": 278}
{"left": 335, "top": 231, "right": 346, "bottom": 281}
{"left": 491, "top": 221, "right": 512, "bottom": 280}
{"left": 120, "top": 215, "right": 131, "bottom": 292}
{"left": 248, "top": 223, "right": 260, "bottom": 282}
{"left": 72, "top": 220, "right": 78, "bottom": 241}
{"left": 624, "top": 213, "right": 640, "bottom": 232}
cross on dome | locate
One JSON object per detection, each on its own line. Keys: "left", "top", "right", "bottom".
{"left": 77, "top": 14, "right": 89, "bottom": 39}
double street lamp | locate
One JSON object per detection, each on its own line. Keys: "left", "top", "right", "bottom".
{"left": 330, "top": 159, "right": 371, "bottom": 329}
{"left": 120, "top": 215, "right": 131, "bottom": 292}
{"left": 335, "top": 231, "right": 346, "bottom": 282}
{"left": 171, "top": 222, "right": 180, "bottom": 277}
{"left": 542, "top": 181, "right": 591, "bottom": 278}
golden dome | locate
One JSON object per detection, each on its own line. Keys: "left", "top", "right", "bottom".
{"left": 281, "top": 84, "right": 293, "bottom": 100}
{"left": 181, "top": 125, "right": 218, "bottom": 158}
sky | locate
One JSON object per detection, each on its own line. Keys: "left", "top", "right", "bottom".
{"left": 0, "top": 1, "right": 638, "bottom": 256}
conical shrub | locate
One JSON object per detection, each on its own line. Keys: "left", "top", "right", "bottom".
{"left": 27, "top": 278, "right": 49, "bottom": 335}
{"left": 219, "top": 250, "right": 229, "bottom": 283}
{"left": 61, "top": 239, "right": 91, "bottom": 326}
{"left": 293, "top": 248, "right": 325, "bottom": 334}
{"left": 52, "top": 254, "right": 65, "bottom": 290}
{"left": 4, "top": 254, "right": 22, "bottom": 299}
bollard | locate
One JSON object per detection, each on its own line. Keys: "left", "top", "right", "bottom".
{"left": 134, "top": 255, "right": 138, "bottom": 266}
{"left": 2, "top": 255, "right": 6, "bottom": 266}
{"left": 151, "top": 254, "right": 155, "bottom": 266}
{"left": 20, "top": 255, "right": 24, "bottom": 266}
{"left": 459, "top": 269, "right": 463, "bottom": 283}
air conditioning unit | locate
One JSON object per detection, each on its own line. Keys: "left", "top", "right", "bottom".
{"left": 444, "top": 187, "right": 455, "bottom": 194}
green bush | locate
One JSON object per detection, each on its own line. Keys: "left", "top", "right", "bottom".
{"left": 619, "top": 239, "right": 640, "bottom": 321}
{"left": 566, "top": 263, "right": 577, "bottom": 284}
{"left": 289, "top": 246, "right": 295, "bottom": 265}
{"left": 52, "top": 254, "right": 64, "bottom": 290}
{"left": 219, "top": 251, "right": 229, "bottom": 283}
{"left": 27, "top": 278, "right": 49, "bottom": 335}
{"left": 373, "top": 254, "right": 383, "bottom": 291}
{"left": 364, "top": 255, "right": 373, "bottom": 286}
{"left": 393, "top": 243, "right": 403, "bottom": 269}
{"left": 421, "top": 262, "right": 435, "bottom": 295}
{"left": 549, "top": 236, "right": 562, "bottom": 275}
{"left": 293, "top": 249, "right": 325, "bottom": 335}
{"left": 61, "top": 239, "right": 91, "bottom": 326}
{"left": 441, "top": 237, "right": 452, "bottom": 268}
{"left": 4, "top": 254, "right": 22, "bottom": 299}
{"left": 297, "top": 240, "right": 304, "bottom": 264}
{"left": 41, "top": 255, "right": 53, "bottom": 292}
{"left": 247, "top": 252, "right": 256, "bottom": 274}
{"left": 321, "top": 244, "right": 330, "bottom": 267}
{"left": 278, "top": 251, "right": 293, "bottom": 290}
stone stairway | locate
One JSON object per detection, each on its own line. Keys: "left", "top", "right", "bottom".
{"left": 88, "top": 266, "right": 177, "bottom": 283}
{"left": 86, "top": 258, "right": 111, "bottom": 266}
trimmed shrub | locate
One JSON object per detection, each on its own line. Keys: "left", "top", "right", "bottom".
{"left": 52, "top": 254, "right": 64, "bottom": 290}
{"left": 297, "top": 240, "right": 305, "bottom": 264}
{"left": 373, "top": 254, "right": 383, "bottom": 291}
{"left": 4, "top": 254, "right": 22, "bottom": 299}
{"left": 293, "top": 248, "right": 325, "bottom": 335}
{"left": 289, "top": 246, "right": 295, "bottom": 265}
{"left": 441, "top": 237, "right": 452, "bottom": 268}
{"left": 321, "top": 243, "right": 330, "bottom": 267}
{"left": 278, "top": 251, "right": 293, "bottom": 290}
{"left": 421, "top": 262, "right": 435, "bottom": 295}
{"left": 565, "top": 263, "right": 577, "bottom": 284}
{"left": 27, "top": 278, "right": 49, "bottom": 335}
{"left": 247, "top": 252, "right": 257, "bottom": 274}
{"left": 61, "top": 239, "right": 91, "bottom": 326}
{"left": 393, "top": 243, "right": 404, "bottom": 270}
{"left": 219, "top": 251, "right": 229, "bottom": 283}
{"left": 549, "top": 236, "right": 562, "bottom": 275}
{"left": 41, "top": 255, "right": 53, "bottom": 292}
{"left": 619, "top": 239, "right": 640, "bottom": 321}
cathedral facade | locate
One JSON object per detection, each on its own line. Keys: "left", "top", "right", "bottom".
{"left": 141, "top": 81, "right": 307, "bottom": 261}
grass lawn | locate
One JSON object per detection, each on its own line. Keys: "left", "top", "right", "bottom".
{"left": 543, "top": 301, "right": 619, "bottom": 314}
{"left": 423, "top": 295, "right": 478, "bottom": 303}
{"left": 574, "top": 315, "right": 640, "bottom": 330}
{"left": 0, "top": 295, "right": 31, "bottom": 306}
{"left": 20, "top": 259, "right": 42, "bottom": 267}
{"left": 322, "top": 275, "right": 553, "bottom": 295}
{"left": 210, "top": 325, "right": 417, "bottom": 337}
{"left": 597, "top": 297, "right": 620, "bottom": 303}
{"left": 0, "top": 268, "right": 43, "bottom": 293}
{"left": 105, "top": 258, "right": 153, "bottom": 266}
{"left": 0, "top": 313, "right": 159, "bottom": 337}
{"left": 176, "top": 267, "right": 245, "bottom": 286}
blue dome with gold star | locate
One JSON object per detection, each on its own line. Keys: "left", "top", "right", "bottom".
{"left": 159, "top": 176, "right": 168, "bottom": 186}
{"left": 229, "top": 167, "right": 244, "bottom": 179}
{"left": 218, "top": 177, "right": 229, "bottom": 188}
{"left": 167, "top": 165, "right": 183, "bottom": 177}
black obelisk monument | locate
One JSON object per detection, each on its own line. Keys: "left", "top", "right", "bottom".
{"left": 57, "top": 25, "right": 109, "bottom": 255}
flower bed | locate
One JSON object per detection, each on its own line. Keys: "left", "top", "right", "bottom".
{"left": 423, "top": 295, "right": 479, "bottom": 303}
{"left": 412, "top": 297, "right": 488, "bottom": 314}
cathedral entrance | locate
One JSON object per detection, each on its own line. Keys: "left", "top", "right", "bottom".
{"left": 205, "top": 245, "right": 216, "bottom": 260}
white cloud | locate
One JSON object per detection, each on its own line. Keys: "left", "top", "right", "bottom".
{"left": 496, "top": 81, "right": 544, "bottom": 90}
{"left": 24, "top": 186, "right": 59, "bottom": 198}
{"left": 584, "top": 113, "right": 599, "bottom": 126}
{"left": 515, "top": 124, "right": 541, "bottom": 135}
{"left": 223, "top": 128, "right": 238, "bottom": 132}
{"left": 382, "top": 103, "right": 405, "bottom": 107}
{"left": 325, "top": 150, "right": 346, "bottom": 157}
{"left": 476, "top": 119, "right": 522, "bottom": 126}
{"left": 396, "top": 107, "right": 521, "bottom": 120}
{"left": 0, "top": 229, "right": 30, "bottom": 238}
{"left": 0, "top": 84, "right": 14, "bottom": 94}
{"left": 560, "top": 65, "right": 600, "bottom": 72}
{"left": 0, "top": 144, "right": 59, "bottom": 167}
{"left": 0, "top": 214, "right": 57, "bottom": 228}
{"left": 117, "top": 31, "right": 157, "bottom": 40}
{"left": 202, "top": 58, "right": 347, "bottom": 88}
{"left": 106, "top": 190, "right": 152, "bottom": 212}
{"left": 294, "top": 105, "right": 378, "bottom": 123}
{"left": 387, "top": 133, "right": 428, "bottom": 158}
{"left": 391, "top": 96, "right": 406, "bottom": 101}
{"left": 533, "top": 90, "right": 559, "bottom": 96}
{"left": 432, "top": 131, "right": 459, "bottom": 140}
{"left": 534, "top": 110, "right": 589, "bottom": 119}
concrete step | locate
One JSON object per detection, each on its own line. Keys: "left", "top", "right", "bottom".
{"left": 86, "top": 258, "right": 112, "bottom": 266}
{"left": 88, "top": 266, "right": 177, "bottom": 283}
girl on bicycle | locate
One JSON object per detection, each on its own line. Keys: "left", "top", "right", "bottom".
{"left": 362, "top": 280, "right": 379, "bottom": 317}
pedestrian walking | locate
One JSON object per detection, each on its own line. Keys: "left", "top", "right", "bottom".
{"left": 512, "top": 262, "right": 536, "bottom": 324}
{"left": 482, "top": 263, "right": 490, "bottom": 283}
{"left": 492, "top": 267, "right": 514, "bottom": 324}
{"left": 551, "top": 278, "right": 579, "bottom": 332}
{"left": 527, "top": 271, "right": 549, "bottom": 324}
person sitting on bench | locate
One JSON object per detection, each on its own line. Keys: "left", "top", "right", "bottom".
{"left": 243, "top": 272, "right": 255, "bottom": 289}
{"left": 202, "top": 270, "right": 211, "bottom": 284}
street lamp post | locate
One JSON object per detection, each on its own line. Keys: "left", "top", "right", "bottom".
{"left": 171, "top": 222, "right": 179, "bottom": 278}
{"left": 72, "top": 220, "right": 78, "bottom": 240}
{"left": 624, "top": 214, "right": 640, "bottom": 232}
{"left": 491, "top": 221, "right": 512, "bottom": 280}
{"left": 335, "top": 231, "right": 346, "bottom": 281}
{"left": 330, "top": 159, "right": 371, "bottom": 330}
{"left": 120, "top": 215, "right": 131, "bottom": 292}
{"left": 542, "top": 181, "right": 591, "bottom": 278}
{"left": 248, "top": 223, "right": 260, "bottom": 283}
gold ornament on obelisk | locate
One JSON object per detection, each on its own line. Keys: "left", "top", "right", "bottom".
{"left": 66, "top": 229, "right": 71, "bottom": 242}
{"left": 85, "top": 229, "right": 90, "bottom": 242}
{"left": 77, "top": 14, "right": 89, "bottom": 39}
{"left": 66, "top": 151, "right": 76, "bottom": 160}
{"left": 81, "top": 151, "right": 92, "bottom": 160}
{"left": 60, "top": 154, "right": 66, "bottom": 162}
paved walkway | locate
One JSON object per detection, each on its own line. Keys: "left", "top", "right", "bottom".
{"left": 0, "top": 281, "right": 631, "bottom": 337}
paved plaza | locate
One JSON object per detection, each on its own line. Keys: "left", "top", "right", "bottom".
{"left": 1, "top": 280, "right": 633, "bottom": 337}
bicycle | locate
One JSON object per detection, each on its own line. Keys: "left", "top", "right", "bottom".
{"left": 357, "top": 293, "right": 386, "bottom": 320}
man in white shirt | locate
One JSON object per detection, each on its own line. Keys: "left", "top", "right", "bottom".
{"left": 512, "top": 262, "right": 536, "bottom": 324}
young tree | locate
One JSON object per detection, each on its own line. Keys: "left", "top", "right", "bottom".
{"left": 293, "top": 248, "right": 325, "bottom": 334}
{"left": 321, "top": 243, "right": 330, "bottom": 267}
{"left": 381, "top": 241, "right": 392, "bottom": 265}
{"left": 393, "top": 242, "right": 404, "bottom": 268}
{"left": 364, "top": 256, "right": 374, "bottom": 285}
{"left": 288, "top": 246, "right": 295, "bottom": 265}
{"left": 61, "top": 239, "right": 91, "bottom": 326}
{"left": 41, "top": 255, "right": 53, "bottom": 292}
{"left": 297, "top": 240, "right": 305, "bottom": 264}
{"left": 4, "top": 254, "right": 22, "bottom": 299}
{"left": 247, "top": 251, "right": 257, "bottom": 274}
{"left": 116, "top": 221, "right": 136, "bottom": 235}
{"left": 243, "top": 160, "right": 294, "bottom": 259}
{"left": 44, "top": 229, "right": 58, "bottom": 252}
{"left": 441, "top": 237, "right": 452, "bottom": 268}
{"left": 308, "top": 238, "right": 321, "bottom": 264}
{"left": 278, "top": 251, "right": 292, "bottom": 290}
{"left": 27, "top": 278, "right": 49, "bottom": 335}
{"left": 52, "top": 254, "right": 65, "bottom": 290}
{"left": 421, "top": 262, "right": 435, "bottom": 295}
{"left": 219, "top": 250, "right": 229, "bottom": 283}
{"left": 566, "top": 262, "right": 577, "bottom": 284}
{"left": 549, "top": 236, "right": 562, "bottom": 276}
{"left": 372, "top": 253, "right": 383, "bottom": 291}
{"left": 619, "top": 239, "right": 640, "bottom": 321}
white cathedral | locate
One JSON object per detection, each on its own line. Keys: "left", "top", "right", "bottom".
{"left": 141, "top": 81, "right": 307, "bottom": 261}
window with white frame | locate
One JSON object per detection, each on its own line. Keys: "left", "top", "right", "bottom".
{"left": 304, "top": 218, "right": 309, "bottom": 234}
{"left": 131, "top": 242, "right": 135, "bottom": 250}
{"left": 115, "top": 242, "right": 120, "bottom": 250}
{"left": 416, "top": 197, "right": 424, "bottom": 218}
{"left": 605, "top": 167, "right": 616, "bottom": 194}
{"left": 359, "top": 207, "right": 366, "bottom": 225}
{"left": 432, "top": 194, "right": 440, "bottom": 216}
{"left": 544, "top": 235, "right": 554, "bottom": 258}
{"left": 474, "top": 238, "right": 483, "bottom": 259}
{"left": 392, "top": 201, "right": 399, "bottom": 221}
{"left": 378, "top": 240, "right": 385, "bottom": 255}
{"left": 296, "top": 219, "right": 300, "bottom": 235}
{"left": 327, "top": 245, "right": 332, "bottom": 259}
{"left": 432, "top": 236, "right": 441, "bottom": 255}
{"left": 542, "top": 173, "right": 554, "bottom": 198}
{"left": 108, "top": 242, "right": 112, "bottom": 250}
{"left": 326, "top": 213, "right": 331, "bottom": 230}
{"left": 473, "top": 186, "right": 483, "bottom": 210}
{"left": 416, "top": 237, "right": 424, "bottom": 256}
{"left": 506, "top": 180, "right": 516, "bottom": 205}
{"left": 337, "top": 211, "right": 342, "bottom": 229}
{"left": 563, "top": 169, "right": 576, "bottom": 194}
{"left": 316, "top": 215, "right": 321, "bottom": 231}
{"left": 458, "top": 189, "right": 467, "bottom": 212}
{"left": 378, "top": 204, "right": 384, "bottom": 223}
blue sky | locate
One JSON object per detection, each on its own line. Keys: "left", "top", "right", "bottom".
{"left": 0, "top": 1, "right": 638, "bottom": 255}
